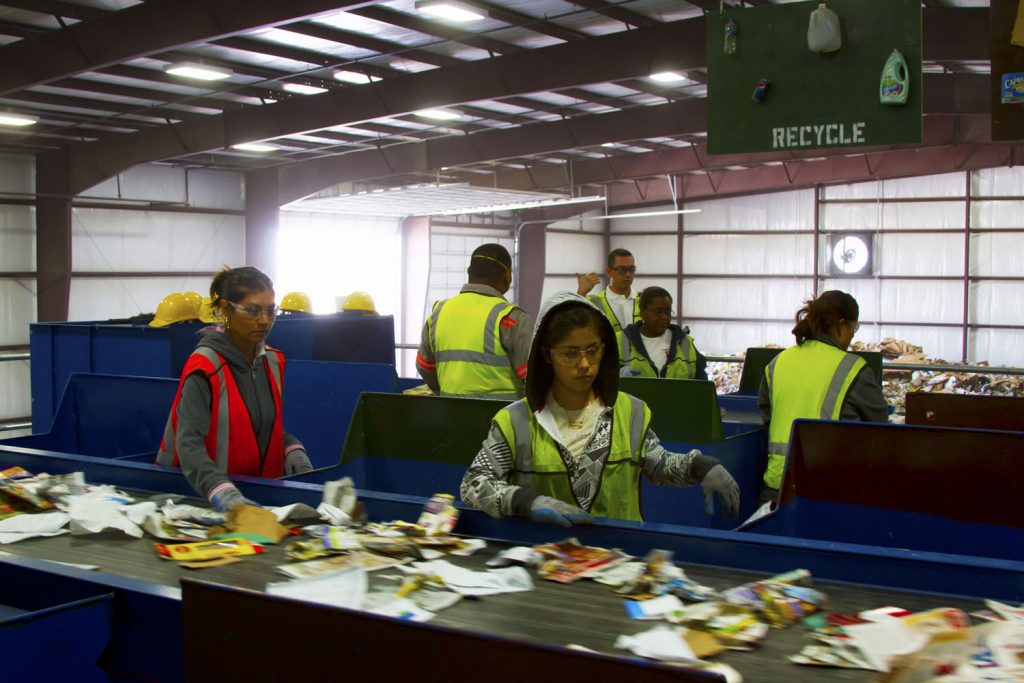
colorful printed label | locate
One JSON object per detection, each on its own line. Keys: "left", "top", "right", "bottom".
{"left": 1002, "top": 72, "right": 1024, "bottom": 104}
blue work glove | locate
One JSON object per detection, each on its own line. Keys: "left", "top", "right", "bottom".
{"left": 700, "top": 464, "right": 740, "bottom": 519}
{"left": 210, "top": 484, "right": 258, "bottom": 512}
{"left": 529, "top": 495, "right": 593, "bottom": 528}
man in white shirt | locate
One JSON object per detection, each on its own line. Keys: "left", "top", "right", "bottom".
{"left": 576, "top": 248, "right": 640, "bottom": 349}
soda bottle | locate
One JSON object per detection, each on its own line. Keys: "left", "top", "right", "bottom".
{"left": 724, "top": 17, "right": 738, "bottom": 55}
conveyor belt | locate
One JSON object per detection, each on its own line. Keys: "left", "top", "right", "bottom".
{"left": 0, "top": 504, "right": 984, "bottom": 683}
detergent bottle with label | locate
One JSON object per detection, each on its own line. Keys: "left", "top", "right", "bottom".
{"left": 879, "top": 49, "right": 909, "bottom": 105}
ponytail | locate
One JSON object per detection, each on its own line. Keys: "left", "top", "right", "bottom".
{"left": 210, "top": 266, "right": 273, "bottom": 308}
{"left": 792, "top": 290, "right": 858, "bottom": 345}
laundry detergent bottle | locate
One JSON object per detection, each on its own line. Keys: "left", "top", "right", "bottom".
{"left": 879, "top": 49, "right": 909, "bottom": 105}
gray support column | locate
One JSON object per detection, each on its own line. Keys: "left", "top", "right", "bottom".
{"left": 244, "top": 168, "right": 280, "bottom": 278}
{"left": 516, "top": 221, "right": 546, "bottom": 319}
{"left": 35, "top": 150, "right": 72, "bottom": 322}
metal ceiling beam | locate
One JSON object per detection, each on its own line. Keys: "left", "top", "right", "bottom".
{"left": 460, "top": 0, "right": 586, "bottom": 42}
{"left": 349, "top": 6, "right": 516, "bottom": 55}
{"left": 276, "top": 99, "right": 707, "bottom": 204}
{"left": 567, "top": 0, "right": 660, "bottom": 28}
{"left": 0, "top": 0, "right": 380, "bottom": 96}
{"left": 65, "top": 18, "right": 707, "bottom": 194}
{"left": 471, "top": 112, "right": 991, "bottom": 194}
{"left": 0, "top": 0, "right": 104, "bottom": 21}
{"left": 603, "top": 143, "right": 1024, "bottom": 206}
{"left": 283, "top": 21, "right": 463, "bottom": 67}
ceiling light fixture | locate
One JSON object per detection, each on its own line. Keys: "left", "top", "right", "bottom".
{"left": 334, "top": 70, "right": 381, "bottom": 84}
{"left": 415, "top": 108, "right": 461, "bottom": 121}
{"left": 283, "top": 83, "right": 328, "bottom": 95}
{"left": 0, "top": 113, "right": 37, "bottom": 127}
{"left": 232, "top": 142, "right": 277, "bottom": 152}
{"left": 649, "top": 71, "right": 688, "bottom": 83}
{"left": 601, "top": 142, "right": 618, "bottom": 148}
{"left": 164, "top": 62, "right": 232, "bottom": 81}
{"left": 415, "top": 0, "right": 485, "bottom": 22}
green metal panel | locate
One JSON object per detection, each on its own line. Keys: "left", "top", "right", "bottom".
{"left": 707, "top": 0, "right": 922, "bottom": 154}
{"left": 619, "top": 377, "right": 723, "bottom": 443}
{"left": 738, "top": 347, "right": 883, "bottom": 393}
{"left": 340, "top": 393, "right": 511, "bottom": 465}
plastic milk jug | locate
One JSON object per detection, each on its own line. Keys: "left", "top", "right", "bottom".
{"left": 879, "top": 49, "right": 909, "bottom": 105}
{"left": 807, "top": 3, "right": 841, "bottom": 53}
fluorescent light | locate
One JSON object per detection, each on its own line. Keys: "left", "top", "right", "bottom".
{"left": 415, "top": 108, "right": 461, "bottom": 120}
{"left": 578, "top": 208, "right": 701, "bottom": 221}
{"left": 649, "top": 71, "right": 687, "bottom": 83}
{"left": 283, "top": 83, "right": 328, "bottom": 95}
{"left": 601, "top": 142, "right": 618, "bottom": 148}
{"left": 415, "top": 0, "right": 485, "bottom": 22}
{"left": 435, "top": 195, "right": 604, "bottom": 217}
{"left": 0, "top": 114, "right": 37, "bottom": 127}
{"left": 334, "top": 70, "right": 381, "bottom": 84}
{"left": 165, "top": 62, "right": 232, "bottom": 81}
{"left": 232, "top": 142, "right": 277, "bottom": 152}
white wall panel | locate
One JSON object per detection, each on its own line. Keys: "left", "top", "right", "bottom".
{"left": 970, "top": 233, "right": 1024, "bottom": 277}
{"left": 876, "top": 233, "right": 964, "bottom": 276}
{"left": 0, "top": 205, "right": 34, "bottom": 271}
{"left": 824, "top": 172, "right": 964, "bottom": 200}
{"left": 683, "top": 234, "right": 813, "bottom": 275}
{"left": 540, "top": 276, "right": 579, "bottom": 304}
{"left": 971, "top": 282, "right": 1024, "bottom": 326}
{"left": 695, "top": 321, "right": 795, "bottom": 356}
{"left": 971, "top": 201, "right": 1024, "bottom": 229}
{"left": 821, "top": 278, "right": 963, "bottom": 326}
{"left": 545, "top": 231, "right": 604, "bottom": 273}
{"left": 72, "top": 208, "right": 245, "bottom": 272}
{"left": 685, "top": 189, "right": 813, "bottom": 231}
{"left": 969, "top": 329, "right": 1024, "bottom": 367}
{"left": 189, "top": 169, "right": 244, "bottom": 210}
{"left": 0, "top": 279, "right": 35, "bottom": 345}
{"left": 822, "top": 202, "right": 965, "bottom": 230}
{"left": 973, "top": 166, "right": 1024, "bottom": 196}
{"left": 682, "top": 278, "right": 812, "bottom": 320}
{"left": 616, "top": 234, "right": 676, "bottom": 274}
{"left": 70, "top": 276, "right": 210, "bottom": 320}
{"left": 85, "top": 164, "right": 242, "bottom": 208}
{"left": 0, "top": 153, "right": 32, "bottom": 193}
{"left": 0, "top": 361, "right": 30, "bottom": 421}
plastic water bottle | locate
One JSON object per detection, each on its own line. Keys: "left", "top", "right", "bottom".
{"left": 724, "top": 17, "right": 737, "bottom": 55}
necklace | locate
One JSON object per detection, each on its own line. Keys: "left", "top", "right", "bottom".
{"left": 564, "top": 396, "right": 596, "bottom": 429}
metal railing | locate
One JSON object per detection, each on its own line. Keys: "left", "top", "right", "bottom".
{"left": 705, "top": 355, "right": 1024, "bottom": 376}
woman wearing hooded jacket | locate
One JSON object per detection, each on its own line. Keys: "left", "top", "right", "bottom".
{"left": 460, "top": 292, "right": 740, "bottom": 527}
{"left": 157, "top": 266, "right": 312, "bottom": 511}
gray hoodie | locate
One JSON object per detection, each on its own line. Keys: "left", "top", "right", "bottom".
{"left": 171, "top": 328, "right": 307, "bottom": 502}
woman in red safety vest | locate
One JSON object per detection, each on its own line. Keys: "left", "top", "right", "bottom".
{"left": 157, "top": 266, "right": 312, "bottom": 511}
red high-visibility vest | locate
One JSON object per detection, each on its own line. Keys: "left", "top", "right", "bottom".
{"left": 157, "top": 346, "right": 285, "bottom": 478}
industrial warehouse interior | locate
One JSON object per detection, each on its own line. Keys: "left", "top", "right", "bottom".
{"left": 0, "top": 0, "right": 1022, "bottom": 681}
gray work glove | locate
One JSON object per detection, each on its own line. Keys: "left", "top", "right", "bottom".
{"left": 210, "top": 484, "right": 258, "bottom": 512}
{"left": 284, "top": 448, "right": 313, "bottom": 475}
{"left": 529, "top": 495, "right": 594, "bottom": 528}
{"left": 700, "top": 464, "right": 740, "bottom": 519}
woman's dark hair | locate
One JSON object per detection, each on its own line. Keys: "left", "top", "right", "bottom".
{"left": 792, "top": 290, "right": 858, "bottom": 345}
{"left": 639, "top": 286, "right": 672, "bottom": 310}
{"left": 525, "top": 300, "right": 619, "bottom": 410}
{"left": 210, "top": 266, "right": 274, "bottom": 307}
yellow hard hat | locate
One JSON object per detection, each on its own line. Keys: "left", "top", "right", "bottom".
{"left": 149, "top": 293, "right": 199, "bottom": 327}
{"left": 182, "top": 291, "right": 203, "bottom": 309}
{"left": 341, "top": 291, "right": 376, "bottom": 313}
{"left": 198, "top": 295, "right": 221, "bottom": 323}
{"left": 280, "top": 291, "right": 313, "bottom": 313}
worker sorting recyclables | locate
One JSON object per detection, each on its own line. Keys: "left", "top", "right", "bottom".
{"left": 156, "top": 266, "right": 313, "bottom": 512}
{"left": 460, "top": 291, "right": 740, "bottom": 526}
{"left": 417, "top": 243, "right": 534, "bottom": 399}
{"left": 620, "top": 286, "right": 709, "bottom": 380}
{"left": 576, "top": 248, "right": 641, "bottom": 355}
{"left": 757, "top": 290, "right": 888, "bottom": 508}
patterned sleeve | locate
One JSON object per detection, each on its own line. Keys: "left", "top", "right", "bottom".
{"left": 641, "top": 429, "right": 701, "bottom": 487}
{"left": 459, "top": 421, "right": 523, "bottom": 518}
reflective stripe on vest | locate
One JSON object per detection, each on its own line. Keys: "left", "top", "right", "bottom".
{"left": 588, "top": 290, "right": 640, "bottom": 358}
{"left": 763, "top": 340, "right": 865, "bottom": 489}
{"left": 157, "top": 346, "right": 285, "bottom": 478}
{"left": 494, "top": 393, "right": 649, "bottom": 521}
{"left": 428, "top": 292, "right": 519, "bottom": 398}
{"left": 622, "top": 330, "right": 697, "bottom": 379}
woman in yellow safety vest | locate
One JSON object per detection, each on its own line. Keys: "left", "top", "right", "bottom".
{"left": 460, "top": 291, "right": 740, "bottom": 526}
{"left": 620, "top": 287, "right": 708, "bottom": 380}
{"left": 759, "top": 290, "right": 888, "bottom": 504}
